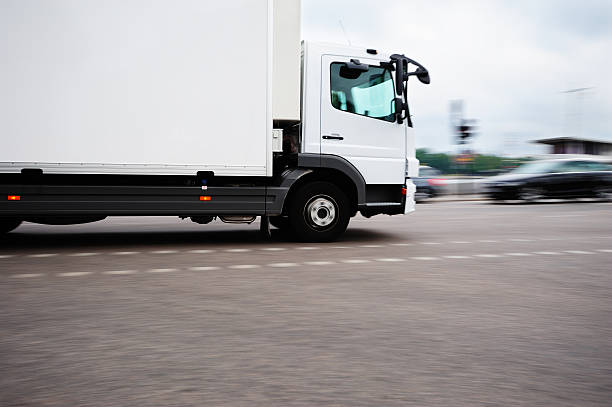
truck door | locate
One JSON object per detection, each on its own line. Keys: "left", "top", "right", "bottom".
{"left": 320, "top": 56, "right": 406, "bottom": 185}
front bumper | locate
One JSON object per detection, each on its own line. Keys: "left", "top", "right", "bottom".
{"left": 404, "top": 179, "right": 416, "bottom": 214}
{"left": 358, "top": 180, "right": 415, "bottom": 217}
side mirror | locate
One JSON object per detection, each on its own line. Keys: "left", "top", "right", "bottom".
{"left": 415, "top": 67, "right": 430, "bottom": 84}
{"left": 395, "top": 60, "right": 404, "bottom": 96}
{"left": 394, "top": 97, "right": 405, "bottom": 124}
{"left": 405, "top": 66, "right": 431, "bottom": 85}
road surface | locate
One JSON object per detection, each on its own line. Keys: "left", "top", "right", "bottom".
{"left": 1, "top": 200, "right": 611, "bottom": 406}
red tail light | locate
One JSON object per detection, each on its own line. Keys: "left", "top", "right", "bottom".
{"left": 8, "top": 195, "right": 20, "bottom": 201}
{"left": 427, "top": 178, "right": 446, "bottom": 186}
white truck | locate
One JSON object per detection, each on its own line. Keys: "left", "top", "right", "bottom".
{"left": 0, "top": 0, "right": 429, "bottom": 242}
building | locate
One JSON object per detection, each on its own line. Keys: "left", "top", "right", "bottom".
{"left": 533, "top": 137, "right": 612, "bottom": 156}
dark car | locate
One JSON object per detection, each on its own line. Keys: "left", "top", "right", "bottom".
{"left": 484, "top": 158, "right": 612, "bottom": 202}
{"left": 414, "top": 166, "right": 446, "bottom": 201}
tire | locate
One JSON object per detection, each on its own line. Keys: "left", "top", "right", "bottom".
{"left": 517, "top": 187, "right": 544, "bottom": 203}
{"left": 415, "top": 188, "right": 431, "bottom": 203}
{"left": 0, "top": 218, "right": 22, "bottom": 234}
{"left": 269, "top": 216, "right": 290, "bottom": 230}
{"left": 288, "top": 181, "right": 350, "bottom": 242}
{"left": 595, "top": 186, "right": 612, "bottom": 201}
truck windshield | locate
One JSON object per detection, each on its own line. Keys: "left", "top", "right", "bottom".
{"left": 330, "top": 63, "right": 395, "bottom": 122}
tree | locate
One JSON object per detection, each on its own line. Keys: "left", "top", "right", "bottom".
{"left": 416, "top": 149, "right": 452, "bottom": 174}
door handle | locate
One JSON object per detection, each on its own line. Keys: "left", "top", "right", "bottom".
{"left": 322, "top": 134, "right": 344, "bottom": 140}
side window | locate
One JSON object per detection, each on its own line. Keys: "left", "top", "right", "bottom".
{"left": 559, "top": 161, "right": 590, "bottom": 172}
{"left": 330, "top": 62, "right": 396, "bottom": 122}
{"left": 583, "top": 162, "right": 612, "bottom": 171}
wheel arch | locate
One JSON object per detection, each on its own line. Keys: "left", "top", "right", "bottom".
{"left": 281, "top": 169, "right": 359, "bottom": 217}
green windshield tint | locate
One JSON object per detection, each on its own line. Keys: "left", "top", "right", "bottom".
{"left": 330, "top": 63, "right": 395, "bottom": 122}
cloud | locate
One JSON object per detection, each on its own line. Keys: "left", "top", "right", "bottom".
{"left": 302, "top": 0, "right": 612, "bottom": 154}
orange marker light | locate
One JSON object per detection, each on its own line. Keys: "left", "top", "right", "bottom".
{"left": 8, "top": 195, "right": 20, "bottom": 201}
{"left": 401, "top": 187, "right": 407, "bottom": 196}
{"left": 200, "top": 196, "right": 212, "bottom": 201}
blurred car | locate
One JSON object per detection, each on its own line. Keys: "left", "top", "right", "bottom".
{"left": 414, "top": 165, "right": 447, "bottom": 201}
{"left": 484, "top": 158, "right": 612, "bottom": 201}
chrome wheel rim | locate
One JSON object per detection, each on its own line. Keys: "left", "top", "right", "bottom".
{"left": 305, "top": 195, "right": 337, "bottom": 229}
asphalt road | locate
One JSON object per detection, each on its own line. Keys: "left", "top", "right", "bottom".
{"left": 1, "top": 200, "right": 612, "bottom": 406}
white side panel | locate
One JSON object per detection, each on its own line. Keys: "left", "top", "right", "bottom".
{"left": 272, "top": 0, "right": 301, "bottom": 121}
{"left": 0, "top": 0, "right": 272, "bottom": 176}
{"left": 406, "top": 126, "right": 420, "bottom": 178}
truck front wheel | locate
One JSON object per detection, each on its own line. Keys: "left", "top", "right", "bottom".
{"left": 288, "top": 182, "right": 350, "bottom": 242}
{"left": 0, "top": 218, "right": 22, "bottom": 234}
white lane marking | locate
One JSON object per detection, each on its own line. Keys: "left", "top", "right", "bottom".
{"left": 331, "top": 246, "right": 350, "bottom": 249}
{"left": 189, "top": 266, "right": 221, "bottom": 271}
{"left": 391, "top": 243, "right": 414, "bottom": 247}
{"left": 534, "top": 251, "right": 563, "bottom": 255}
{"left": 543, "top": 214, "right": 586, "bottom": 218}
{"left": 150, "top": 250, "right": 178, "bottom": 254}
{"left": 475, "top": 254, "right": 504, "bottom": 258}
{"left": 451, "top": 241, "right": 470, "bottom": 244}
{"left": 268, "top": 263, "right": 299, "bottom": 268}
{"left": 421, "top": 242, "right": 441, "bottom": 245}
{"left": 28, "top": 253, "right": 58, "bottom": 258}
{"left": 0, "top": 255, "right": 14, "bottom": 259}
{"left": 444, "top": 255, "right": 471, "bottom": 259}
{"left": 112, "top": 251, "right": 139, "bottom": 255}
{"left": 10, "top": 273, "right": 44, "bottom": 278}
{"left": 411, "top": 257, "right": 438, "bottom": 261}
{"left": 69, "top": 252, "right": 100, "bottom": 257}
{"left": 147, "top": 268, "right": 178, "bottom": 273}
{"left": 360, "top": 244, "right": 383, "bottom": 248}
{"left": 228, "top": 264, "right": 260, "bottom": 269}
{"left": 479, "top": 240, "right": 499, "bottom": 243}
{"left": 104, "top": 270, "right": 138, "bottom": 275}
{"left": 304, "top": 261, "right": 335, "bottom": 266}
{"left": 505, "top": 253, "right": 532, "bottom": 256}
{"left": 189, "top": 249, "right": 216, "bottom": 254}
{"left": 225, "top": 249, "right": 251, "bottom": 253}
{"left": 58, "top": 272, "right": 92, "bottom": 277}
{"left": 376, "top": 258, "right": 406, "bottom": 262}
{"left": 297, "top": 247, "right": 319, "bottom": 250}
{"left": 260, "top": 247, "right": 286, "bottom": 251}
{"left": 597, "top": 249, "right": 612, "bottom": 253}
{"left": 509, "top": 239, "right": 533, "bottom": 242}
{"left": 564, "top": 250, "right": 593, "bottom": 254}
{"left": 341, "top": 259, "right": 371, "bottom": 264}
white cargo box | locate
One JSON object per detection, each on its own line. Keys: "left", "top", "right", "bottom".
{"left": 0, "top": 0, "right": 300, "bottom": 177}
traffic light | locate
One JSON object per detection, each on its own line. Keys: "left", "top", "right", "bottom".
{"left": 456, "top": 120, "right": 477, "bottom": 145}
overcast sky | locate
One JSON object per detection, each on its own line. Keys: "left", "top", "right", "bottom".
{"left": 302, "top": 0, "right": 612, "bottom": 156}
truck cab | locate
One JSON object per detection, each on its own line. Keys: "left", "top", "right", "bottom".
{"left": 302, "top": 42, "right": 420, "bottom": 209}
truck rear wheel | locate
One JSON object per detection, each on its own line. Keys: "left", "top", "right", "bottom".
{"left": 288, "top": 182, "right": 350, "bottom": 242}
{"left": 0, "top": 218, "right": 22, "bottom": 234}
